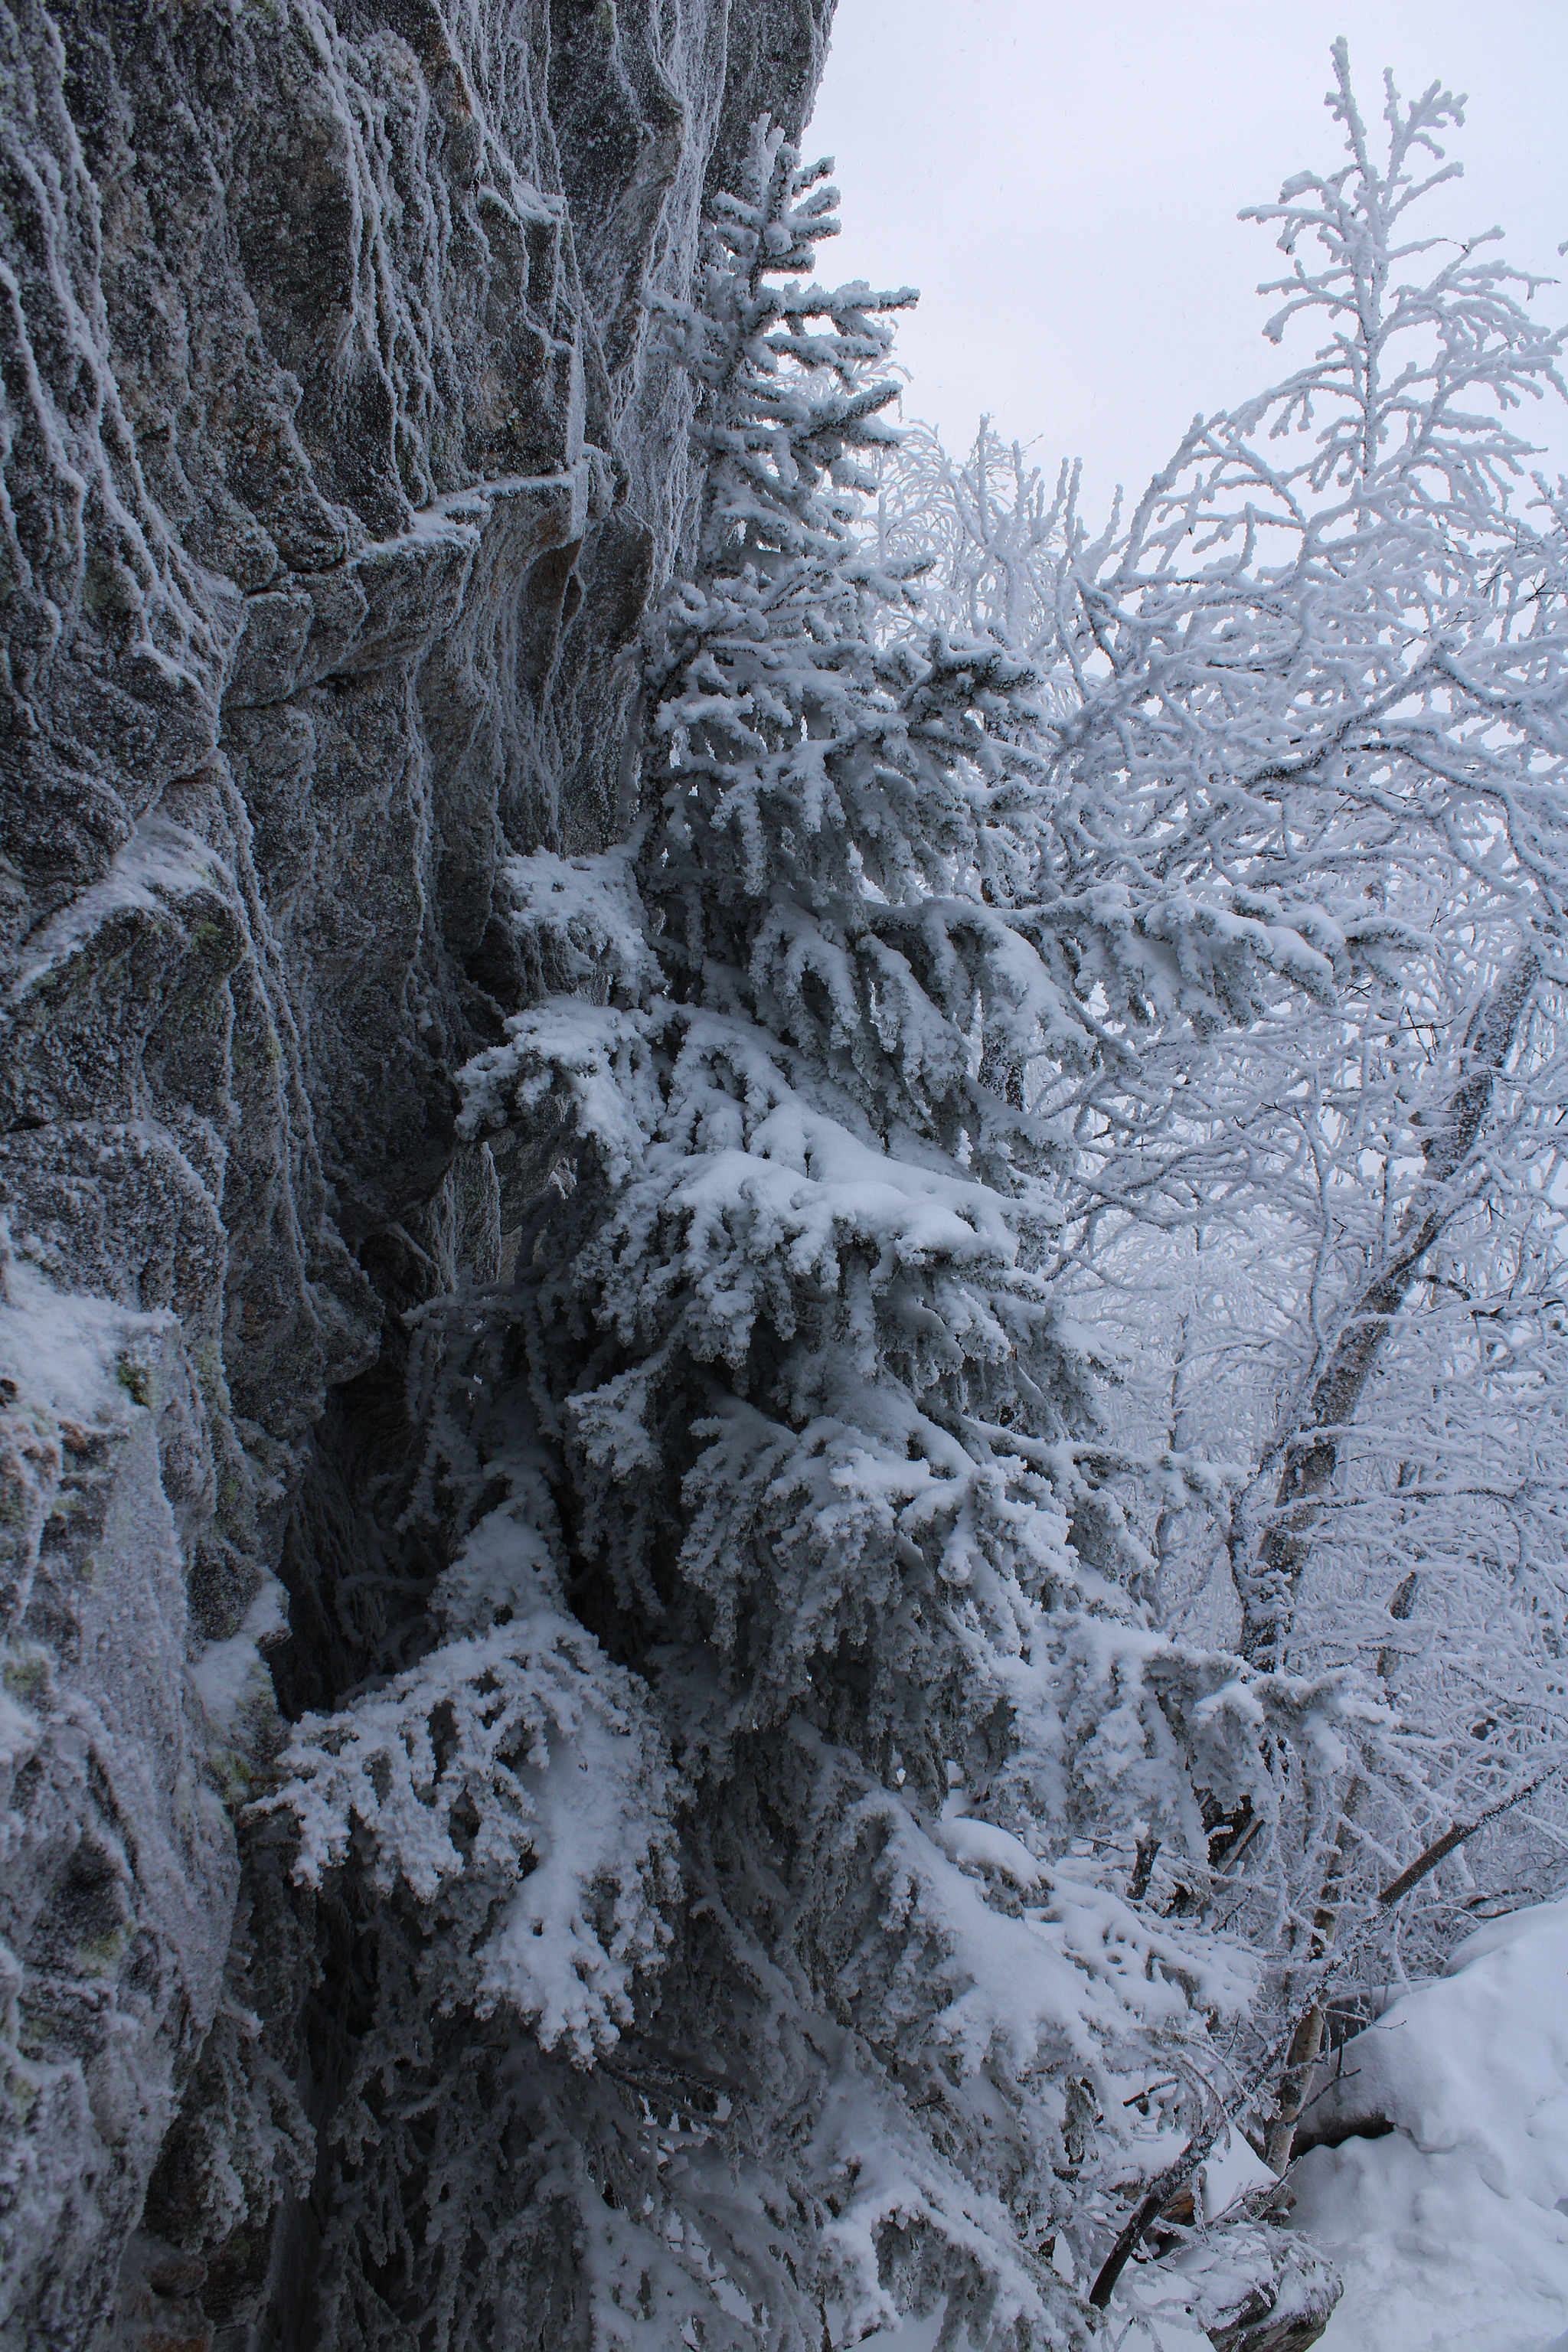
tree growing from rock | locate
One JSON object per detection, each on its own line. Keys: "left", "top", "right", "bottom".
{"left": 260, "top": 117, "right": 1361, "bottom": 2350}
{"left": 256, "top": 46, "right": 1568, "bottom": 2351}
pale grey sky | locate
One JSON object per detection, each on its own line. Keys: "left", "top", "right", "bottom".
{"left": 806, "top": 2, "right": 1568, "bottom": 516}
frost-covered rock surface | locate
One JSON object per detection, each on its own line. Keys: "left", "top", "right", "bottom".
{"left": 0, "top": 1253, "right": 237, "bottom": 2347}
{"left": 0, "top": 2, "right": 831, "bottom": 2343}
{"left": 1284, "top": 1903, "right": 1568, "bottom": 2352}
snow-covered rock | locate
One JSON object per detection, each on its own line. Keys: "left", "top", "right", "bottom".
{"left": 0, "top": 1256, "right": 236, "bottom": 2347}
{"left": 1285, "top": 1902, "right": 1568, "bottom": 2352}
{"left": 0, "top": 0, "right": 834, "bottom": 2340}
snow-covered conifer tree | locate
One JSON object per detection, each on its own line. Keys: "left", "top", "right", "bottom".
{"left": 260, "top": 121, "right": 1355, "bottom": 2348}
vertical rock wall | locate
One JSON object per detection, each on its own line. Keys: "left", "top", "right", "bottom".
{"left": 0, "top": 3, "right": 832, "bottom": 2342}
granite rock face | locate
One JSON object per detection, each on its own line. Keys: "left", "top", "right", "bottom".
{"left": 0, "top": 2, "right": 831, "bottom": 2342}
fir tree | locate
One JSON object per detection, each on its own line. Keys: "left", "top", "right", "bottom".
{"left": 263, "top": 120, "right": 1360, "bottom": 2349}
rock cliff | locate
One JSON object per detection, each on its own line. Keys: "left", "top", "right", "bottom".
{"left": 0, "top": 4, "right": 832, "bottom": 2342}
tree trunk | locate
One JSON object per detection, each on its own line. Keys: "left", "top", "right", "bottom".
{"left": 1235, "top": 948, "right": 1539, "bottom": 1671}
{"left": 1239, "top": 958, "right": 1540, "bottom": 2172}
{"left": 1260, "top": 1775, "right": 1366, "bottom": 2172}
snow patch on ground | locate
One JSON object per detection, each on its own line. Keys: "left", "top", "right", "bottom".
{"left": 1197, "top": 2128, "right": 1278, "bottom": 2223}
{"left": 1288, "top": 1900, "right": 1568, "bottom": 2351}
{"left": 866, "top": 1906, "right": 1568, "bottom": 2348}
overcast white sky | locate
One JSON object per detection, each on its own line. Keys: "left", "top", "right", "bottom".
{"left": 806, "top": 2, "right": 1568, "bottom": 517}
